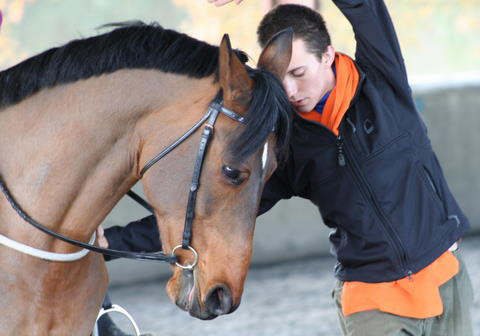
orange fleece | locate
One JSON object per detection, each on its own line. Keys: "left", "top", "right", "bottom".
{"left": 298, "top": 53, "right": 359, "bottom": 136}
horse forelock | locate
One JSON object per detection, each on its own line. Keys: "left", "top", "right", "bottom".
{"left": 227, "top": 68, "right": 292, "bottom": 165}
{"left": 0, "top": 22, "right": 224, "bottom": 110}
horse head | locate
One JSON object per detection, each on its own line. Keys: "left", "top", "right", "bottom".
{"left": 138, "top": 30, "right": 292, "bottom": 320}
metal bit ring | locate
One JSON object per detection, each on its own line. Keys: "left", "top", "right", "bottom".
{"left": 172, "top": 245, "right": 198, "bottom": 270}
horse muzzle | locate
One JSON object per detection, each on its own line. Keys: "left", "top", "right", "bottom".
{"left": 204, "top": 284, "right": 236, "bottom": 317}
{"left": 174, "top": 270, "right": 238, "bottom": 320}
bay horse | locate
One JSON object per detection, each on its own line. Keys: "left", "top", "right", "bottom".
{"left": 0, "top": 23, "right": 292, "bottom": 335}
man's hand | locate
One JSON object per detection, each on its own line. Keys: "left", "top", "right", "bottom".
{"left": 96, "top": 226, "right": 109, "bottom": 248}
{"left": 207, "top": 0, "right": 244, "bottom": 7}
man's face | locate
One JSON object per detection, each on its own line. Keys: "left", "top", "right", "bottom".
{"left": 283, "top": 39, "right": 336, "bottom": 113}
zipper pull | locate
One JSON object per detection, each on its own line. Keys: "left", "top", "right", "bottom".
{"left": 336, "top": 136, "right": 346, "bottom": 167}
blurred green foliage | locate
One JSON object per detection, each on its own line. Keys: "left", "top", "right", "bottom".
{"left": 1, "top": 0, "right": 478, "bottom": 78}
{"left": 0, "top": 0, "right": 187, "bottom": 69}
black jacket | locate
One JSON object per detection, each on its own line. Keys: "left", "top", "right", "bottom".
{"left": 259, "top": 0, "right": 469, "bottom": 282}
{"left": 105, "top": 0, "right": 470, "bottom": 283}
{"left": 104, "top": 215, "right": 160, "bottom": 261}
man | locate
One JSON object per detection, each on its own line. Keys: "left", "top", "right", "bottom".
{"left": 102, "top": 1, "right": 474, "bottom": 335}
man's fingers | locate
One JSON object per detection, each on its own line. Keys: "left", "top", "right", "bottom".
{"left": 214, "top": 0, "right": 234, "bottom": 6}
{"left": 207, "top": 0, "right": 243, "bottom": 7}
{"left": 96, "top": 226, "right": 109, "bottom": 248}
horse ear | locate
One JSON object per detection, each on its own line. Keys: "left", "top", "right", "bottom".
{"left": 257, "top": 28, "right": 293, "bottom": 80}
{"left": 218, "top": 34, "right": 252, "bottom": 106}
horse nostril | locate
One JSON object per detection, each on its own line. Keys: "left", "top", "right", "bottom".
{"left": 205, "top": 284, "right": 233, "bottom": 316}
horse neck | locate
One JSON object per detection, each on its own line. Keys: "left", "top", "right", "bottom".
{"left": 0, "top": 69, "right": 217, "bottom": 250}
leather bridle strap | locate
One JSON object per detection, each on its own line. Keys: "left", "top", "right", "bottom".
{"left": 126, "top": 190, "right": 154, "bottom": 213}
{"left": 139, "top": 111, "right": 213, "bottom": 177}
{"left": 138, "top": 94, "right": 246, "bottom": 252}
{"left": 139, "top": 94, "right": 245, "bottom": 178}
{"left": 181, "top": 103, "right": 220, "bottom": 249}
{"left": 0, "top": 177, "right": 177, "bottom": 263}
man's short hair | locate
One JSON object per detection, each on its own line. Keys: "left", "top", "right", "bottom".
{"left": 257, "top": 4, "right": 331, "bottom": 61}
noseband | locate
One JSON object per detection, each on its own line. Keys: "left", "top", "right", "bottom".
{"left": 0, "top": 93, "right": 245, "bottom": 269}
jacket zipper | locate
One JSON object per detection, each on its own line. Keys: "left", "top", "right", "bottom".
{"left": 296, "top": 115, "right": 413, "bottom": 277}
{"left": 420, "top": 165, "right": 448, "bottom": 219}
{"left": 336, "top": 136, "right": 346, "bottom": 167}
{"left": 422, "top": 166, "right": 443, "bottom": 204}
{"left": 337, "top": 134, "right": 413, "bottom": 278}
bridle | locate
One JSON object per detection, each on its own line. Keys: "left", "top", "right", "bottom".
{"left": 0, "top": 92, "right": 245, "bottom": 269}
{"left": 132, "top": 92, "right": 245, "bottom": 269}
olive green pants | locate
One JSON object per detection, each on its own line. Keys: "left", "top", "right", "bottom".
{"left": 332, "top": 250, "right": 474, "bottom": 336}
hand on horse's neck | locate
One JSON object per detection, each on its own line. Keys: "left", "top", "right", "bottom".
{"left": 0, "top": 69, "right": 217, "bottom": 249}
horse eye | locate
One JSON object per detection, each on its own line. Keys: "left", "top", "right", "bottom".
{"left": 222, "top": 165, "right": 245, "bottom": 185}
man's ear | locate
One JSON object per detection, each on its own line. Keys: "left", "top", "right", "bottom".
{"left": 218, "top": 34, "right": 253, "bottom": 106}
{"left": 257, "top": 28, "right": 293, "bottom": 80}
{"left": 322, "top": 45, "right": 336, "bottom": 66}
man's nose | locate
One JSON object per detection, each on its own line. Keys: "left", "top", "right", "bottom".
{"left": 283, "top": 79, "right": 297, "bottom": 100}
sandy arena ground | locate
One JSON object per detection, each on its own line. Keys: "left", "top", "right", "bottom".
{"left": 108, "top": 235, "right": 480, "bottom": 336}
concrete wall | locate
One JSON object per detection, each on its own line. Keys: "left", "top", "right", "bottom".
{"left": 105, "top": 84, "right": 480, "bottom": 286}
{"left": 413, "top": 84, "right": 480, "bottom": 234}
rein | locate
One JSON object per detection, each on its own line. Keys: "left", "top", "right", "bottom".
{"left": 0, "top": 177, "right": 176, "bottom": 263}
{"left": 0, "top": 93, "right": 245, "bottom": 267}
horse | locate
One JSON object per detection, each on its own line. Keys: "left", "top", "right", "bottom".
{"left": 0, "top": 22, "right": 292, "bottom": 335}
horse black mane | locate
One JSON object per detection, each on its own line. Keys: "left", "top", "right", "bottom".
{"left": 0, "top": 21, "right": 224, "bottom": 109}
{"left": 230, "top": 67, "right": 292, "bottom": 164}
{"left": 0, "top": 21, "right": 291, "bottom": 163}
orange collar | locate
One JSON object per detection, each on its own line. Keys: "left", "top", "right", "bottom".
{"left": 298, "top": 53, "right": 359, "bottom": 136}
